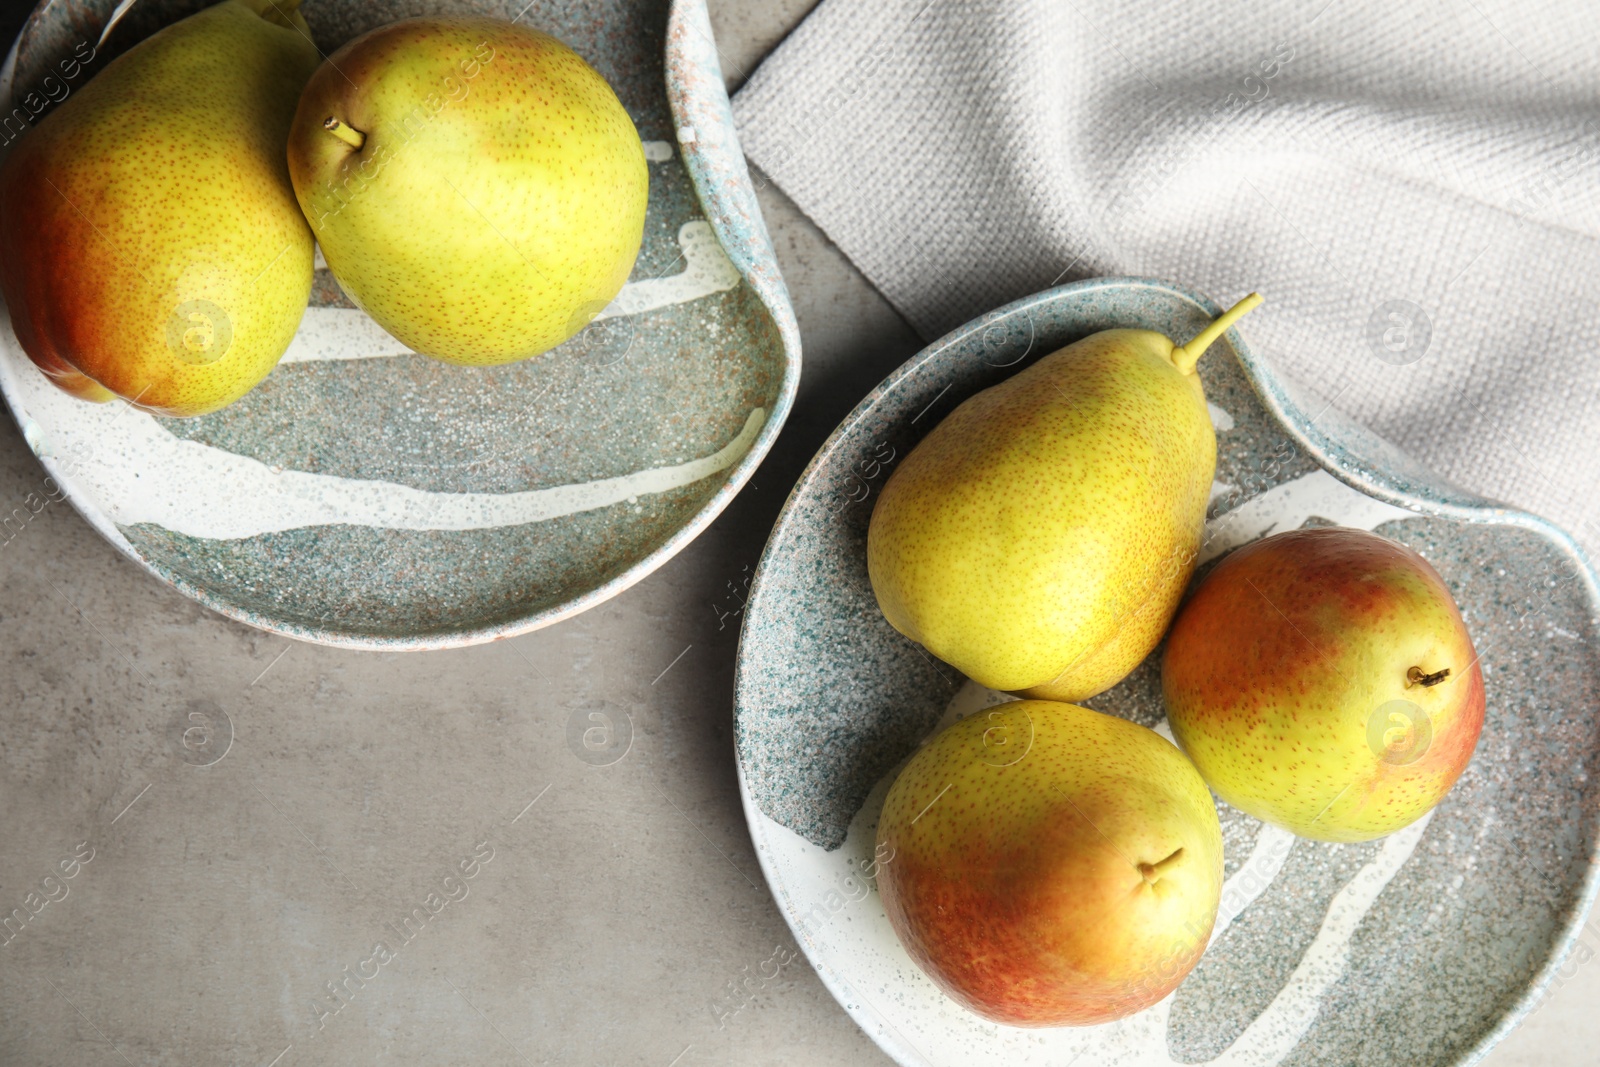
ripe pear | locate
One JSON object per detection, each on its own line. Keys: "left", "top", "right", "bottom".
{"left": 0, "top": 0, "right": 319, "bottom": 416}
{"left": 1162, "top": 527, "right": 1485, "bottom": 842}
{"left": 285, "top": 17, "right": 648, "bottom": 366}
{"left": 868, "top": 294, "right": 1263, "bottom": 701}
{"left": 876, "top": 699, "right": 1223, "bottom": 1025}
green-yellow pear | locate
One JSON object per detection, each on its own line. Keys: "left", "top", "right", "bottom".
{"left": 868, "top": 294, "right": 1263, "bottom": 701}
{"left": 1162, "top": 527, "right": 1485, "bottom": 842}
{"left": 876, "top": 700, "right": 1223, "bottom": 1025}
{"left": 285, "top": 17, "right": 648, "bottom": 366}
{"left": 0, "top": 0, "right": 320, "bottom": 416}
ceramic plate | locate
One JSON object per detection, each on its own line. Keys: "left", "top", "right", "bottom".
{"left": 0, "top": 0, "right": 796, "bottom": 648}
{"left": 733, "top": 277, "right": 1600, "bottom": 1066}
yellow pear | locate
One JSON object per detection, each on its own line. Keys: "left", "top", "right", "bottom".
{"left": 285, "top": 17, "right": 648, "bottom": 365}
{"left": 0, "top": 0, "right": 320, "bottom": 416}
{"left": 867, "top": 294, "right": 1262, "bottom": 700}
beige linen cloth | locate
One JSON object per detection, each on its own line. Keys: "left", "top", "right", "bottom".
{"left": 731, "top": 0, "right": 1600, "bottom": 556}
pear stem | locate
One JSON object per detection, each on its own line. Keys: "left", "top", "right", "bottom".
{"left": 257, "top": 0, "right": 304, "bottom": 30}
{"left": 1407, "top": 666, "right": 1451, "bottom": 688}
{"left": 323, "top": 117, "right": 366, "bottom": 150}
{"left": 1171, "top": 292, "right": 1264, "bottom": 374}
{"left": 1138, "top": 847, "right": 1185, "bottom": 885}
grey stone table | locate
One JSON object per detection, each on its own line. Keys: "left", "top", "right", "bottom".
{"left": 0, "top": 2, "right": 1591, "bottom": 1063}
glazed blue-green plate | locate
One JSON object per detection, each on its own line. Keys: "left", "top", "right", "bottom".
{"left": 733, "top": 277, "right": 1600, "bottom": 1066}
{"left": 0, "top": 0, "right": 796, "bottom": 649}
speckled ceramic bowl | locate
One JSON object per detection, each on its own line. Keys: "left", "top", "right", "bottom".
{"left": 733, "top": 277, "right": 1600, "bottom": 1066}
{"left": 0, "top": 0, "right": 796, "bottom": 649}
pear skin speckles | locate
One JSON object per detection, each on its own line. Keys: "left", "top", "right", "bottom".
{"left": 875, "top": 699, "right": 1223, "bottom": 1026}
{"left": 867, "top": 328, "right": 1216, "bottom": 699}
{"left": 0, "top": 0, "right": 320, "bottom": 416}
{"left": 286, "top": 17, "right": 649, "bottom": 366}
{"left": 1162, "top": 527, "right": 1486, "bottom": 842}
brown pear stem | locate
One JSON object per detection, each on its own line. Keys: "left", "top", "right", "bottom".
{"left": 323, "top": 116, "right": 366, "bottom": 150}
{"left": 1172, "top": 292, "right": 1264, "bottom": 374}
{"left": 1407, "top": 666, "right": 1451, "bottom": 688}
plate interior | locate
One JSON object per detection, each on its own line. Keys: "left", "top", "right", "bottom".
{"left": 0, "top": 0, "right": 789, "bottom": 645}
{"left": 733, "top": 278, "right": 1600, "bottom": 1066}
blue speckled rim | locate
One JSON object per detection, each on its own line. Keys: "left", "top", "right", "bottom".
{"left": 0, "top": 0, "right": 801, "bottom": 651}
{"left": 733, "top": 275, "right": 1600, "bottom": 1066}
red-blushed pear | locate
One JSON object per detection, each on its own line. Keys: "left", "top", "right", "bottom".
{"left": 0, "top": 0, "right": 319, "bottom": 415}
{"left": 874, "top": 700, "right": 1223, "bottom": 1026}
{"left": 1162, "top": 527, "right": 1485, "bottom": 843}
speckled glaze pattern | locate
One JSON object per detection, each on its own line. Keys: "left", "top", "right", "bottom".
{"left": 733, "top": 277, "right": 1600, "bottom": 1065}
{"left": 0, "top": 0, "right": 798, "bottom": 648}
